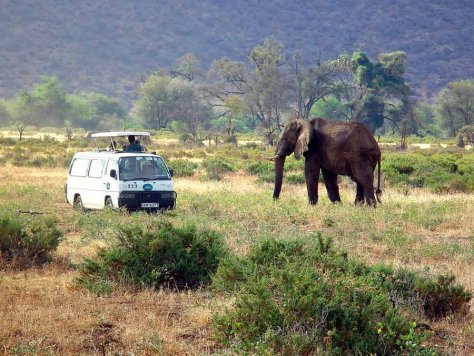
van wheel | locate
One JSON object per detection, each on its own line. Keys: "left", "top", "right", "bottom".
{"left": 105, "top": 197, "right": 113, "bottom": 209}
{"left": 74, "top": 195, "right": 84, "bottom": 211}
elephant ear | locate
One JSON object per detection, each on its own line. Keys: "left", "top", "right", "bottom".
{"left": 294, "top": 120, "right": 311, "bottom": 160}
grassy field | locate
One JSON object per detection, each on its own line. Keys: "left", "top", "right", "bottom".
{"left": 0, "top": 136, "right": 473, "bottom": 354}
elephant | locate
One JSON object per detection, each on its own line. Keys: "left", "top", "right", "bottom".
{"left": 269, "top": 117, "right": 382, "bottom": 206}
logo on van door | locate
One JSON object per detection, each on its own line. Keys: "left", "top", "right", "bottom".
{"left": 143, "top": 183, "right": 153, "bottom": 191}
{"left": 106, "top": 183, "right": 110, "bottom": 190}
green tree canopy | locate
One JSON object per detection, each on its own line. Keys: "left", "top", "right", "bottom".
{"left": 0, "top": 99, "right": 11, "bottom": 127}
{"left": 436, "top": 79, "right": 474, "bottom": 136}
{"left": 336, "top": 50, "right": 412, "bottom": 133}
{"left": 68, "top": 92, "right": 127, "bottom": 130}
{"left": 133, "top": 73, "right": 213, "bottom": 141}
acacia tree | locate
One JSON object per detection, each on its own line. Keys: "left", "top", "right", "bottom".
{"left": 7, "top": 76, "right": 72, "bottom": 134}
{"left": 325, "top": 51, "right": 412, "bottom": 134}
{"left": 10, "top": 91, "right": 36, "bottom": 140}
{"left": 436, "top": 79, "right": 474, "bottom": 136}
{"left": 133, "top": 73, "right": 213, "bottom": 141}
{"left": 350, "top": 51, "right": 412, "bottom": 133}
{"left": 170, "top": 53, "right": 202, "bottom": 82}
{"left": 247, "top": 38, "right": 292, "bottom": 145}
{"left": 0, "top": 99, "right": 11, "bottom": 127}
{"left": 31, "top": 76, "right": 71, "bottom": 127}
{"left": 170, "top": 81, "right": 213, "bottom": 142}
{"left": 67, "top": 92, "right": 127, "bottom": 130}
{"left": 291, "top": 54, "right": 340, "bottom": 119}
{"left": 222, "top": 95, "right": 245, "bottom": 140}
{"left": 133, "top": 74, "right": 176, "bottom": 129}
{"left": 206, "top": 39, "right": 292, "bottom": 145}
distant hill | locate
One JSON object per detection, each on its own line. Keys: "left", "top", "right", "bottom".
{"left": 0, "top": 0, "right": 472, "bottom": 102}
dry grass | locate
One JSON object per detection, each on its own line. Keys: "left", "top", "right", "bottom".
{"left": 0, "top": 265, "right": 216, "bottom": 355}
{"left": 1, "top": 166, "right": 473, "bottom": 354}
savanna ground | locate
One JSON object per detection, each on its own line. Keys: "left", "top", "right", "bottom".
{"left": 0, "top": 133, "right": 473, "bottom": 355}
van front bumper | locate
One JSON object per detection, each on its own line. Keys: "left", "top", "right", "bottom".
{"left": 118, "top": 191, "right": 176, "bottom": 210}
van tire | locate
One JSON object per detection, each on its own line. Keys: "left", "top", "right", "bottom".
{"left": 105, "top": 196, "right": 113, "bottom": 209}
{"left": 74, "top": 195, "right": 84, "bottom": 211}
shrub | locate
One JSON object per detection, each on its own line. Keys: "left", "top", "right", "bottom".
{"left": 256, "top": 172, "right": 275, "bottom": 184}
{"left": 167, "top": 159, "right": 198, "bottom": 177}
{"left": 212, "top": 237, "right": 468, "bottom": 355}
{"left": 78, "top": 223, "right": 227, "bottom": 293}
{"left": 28, "top": 155, "right": 55, "bottom": 168}
{"left": 245, "top": 161, "right": 273, "bottom": 175}
{"left": 382, "top": 152, "right": 474, "bottom": 193}
{"left": 285, "top": 173, "right": 305, "bottom": 185}
{"left": 202, "top": 157, "right": 236, "bottom": 180}
{"left": 415, "top": 274, "right": 472, "bottom": 319}
{"left": 0, "top": 136, "right": 16, "bottom": 145}
{"left": 0, "top": 211, "right": 62, "bottom": 268}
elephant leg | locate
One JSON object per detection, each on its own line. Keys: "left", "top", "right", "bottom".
{"left": 322, "top": 168, "right": 341, "bottom": 203}
{"left": 305, "top": 157, "right": 320, "bottom": 205}
{"left": 354, "top": 183, "right": 365, "bottom": 205}
{"left": 352, "top": 163, "right": 377, "bottom": 207}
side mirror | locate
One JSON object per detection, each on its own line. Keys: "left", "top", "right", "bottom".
{"left": 169, "top": 169, "right": 174, "bottom": 177}
{"left": 110, "top": 169, "right": 117, "bottom": 179}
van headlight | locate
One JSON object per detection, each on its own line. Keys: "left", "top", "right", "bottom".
{"left": 120, "top": 192, "right": 136, "bottom": 199}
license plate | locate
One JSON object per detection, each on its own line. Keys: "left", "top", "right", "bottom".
{"left": 141, "top": 202, "right": 159, "bottom": 208}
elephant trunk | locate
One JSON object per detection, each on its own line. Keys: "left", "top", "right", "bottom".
{"left": 273, "top": 156, "right": 286, "bottom": 200}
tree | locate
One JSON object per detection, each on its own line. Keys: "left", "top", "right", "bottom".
{"left": 31, "top": 76, "right": 71, "bottom": 127}
{"left": 292, "top": 54, "right": 340, "bottom": 119}
{"left": 436, "top": 79, "right": 474, "bottom": 136}
{"left": 0, "top": 99, "right": 11, "bottom": 127}
{"left": 133, "top": 74, "right": 176, "bottom": 129}
{"left": 327, "top": 51, "right": 412, "bottom": 134}
{"left": 352, "top": 51, "right": 412, "bottom": 133}
{"left": 460, "top": 125, "right": 474, "bottom": 145}
{"left": 68, "top": 92, "right": 127, "bottom": 130}
{"left": 10, "top": 91, "right": 36, "bottom": 140}
{"left": 310, "top": 95, "right": 346, "bottom": 121}
{"left": 412, "top": 102, "right": 439, "bottom": 136}
{"left": 171, "top": 83, "right": 213, "bottom": 143}
{"left": 206, "top": 39, "right": 292, "bottom": 146}
{"left": 170, "top": 54, "right": 202, "bottom": 82}
{"left": 222, "top": 95, "right": 245, "bottom": 140}
{"left": 247, "top": 38, "right": 291, "bottom": 145}
{"left": 133, "top": 73, "right": 213, "bottom": 141}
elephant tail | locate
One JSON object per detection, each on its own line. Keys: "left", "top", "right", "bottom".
{"left": 376, "top": 155, "right": 382, "bottom": 204}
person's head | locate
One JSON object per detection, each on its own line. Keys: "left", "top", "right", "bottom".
{"left": 128, "top": 135, "right": 136, "bottom": 143}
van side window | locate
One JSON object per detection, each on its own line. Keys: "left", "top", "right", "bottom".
{"left": 89, "top": 159, "right": 105, "bottom": 178}
{"left": 70, "top": 158, "right": 90, "bottom": 177}
{"left": 105, "top": 159, "right": 118, "bottom": 175}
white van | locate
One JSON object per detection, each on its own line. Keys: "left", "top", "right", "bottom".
{"left": 65, "top": 132, "right": 176, "bottom": 211}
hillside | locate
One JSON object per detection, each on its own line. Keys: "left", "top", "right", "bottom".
{"left": 0, "top": 0, "right": 472, "bottom": 101}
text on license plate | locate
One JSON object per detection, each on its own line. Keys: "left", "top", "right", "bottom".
{"left": 141, "top": 203, "right": 159, "bottom": 208}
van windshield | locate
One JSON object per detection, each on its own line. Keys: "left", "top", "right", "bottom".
{"left": 118, "top": 156, "right": 170, "bottom": 181}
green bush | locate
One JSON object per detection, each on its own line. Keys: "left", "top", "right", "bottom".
{"left": 383, "top": 152, "right": 474, "bottom": 193}
{"left": 0, "top": 211, "right": 62, "bottom": 268}
{"left": 245, "top": 161, "right": 273, "bottom": 175}
{"left": 212, "top": 237, "right": 468, "bottom": 355}
{"left": 202, "top": 157, "right": 236, "bottom": 180}
{"left": 415, "top": 274, "right": 472, "bottom": 319}
{"left": 78, "top": 223, "right": 227, "bottom": 293}
{"left": 285, "top": 173, "right": 305, "bottom": 185}
{"left": 167, "top": 159, "right": 198, "bottom": 177}
{"left": 0, "top": 136, "right": 16, "bottom": 145}
{"left": 28, "top": 155, "right": 55, "bottom": 168}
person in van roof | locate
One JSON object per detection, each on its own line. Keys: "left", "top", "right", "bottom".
{"left": 126, "top": 135, "right": 143, "bottom": 152}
